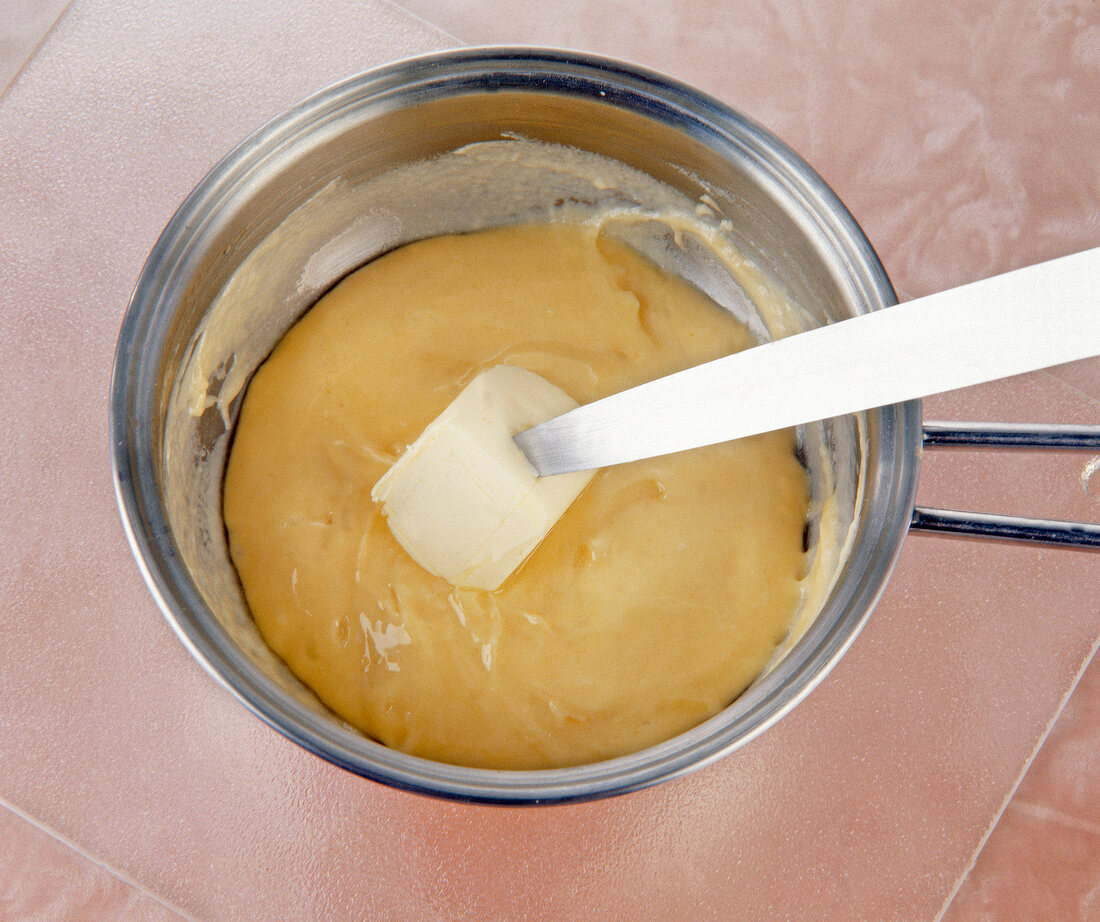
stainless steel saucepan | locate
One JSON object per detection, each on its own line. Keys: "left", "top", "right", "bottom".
{"left": 110, "top": 49, "right": 1099, "bottom": 803}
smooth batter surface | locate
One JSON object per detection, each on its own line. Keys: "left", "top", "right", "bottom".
{"left": 223, "top": 223, "right": 810, "bottom": 770}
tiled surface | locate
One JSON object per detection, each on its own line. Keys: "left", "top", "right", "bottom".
{"left": 1, "top": 0, "right": 1097, "bottom": 919}
{"left": 0, "top": 0, "right": 69, "bottom": 93}
{"left": 0, "top": 805, "right": 188, "bottom": 922}
{"left": 942, "top": 655, "right": 1100, "bottom": 920}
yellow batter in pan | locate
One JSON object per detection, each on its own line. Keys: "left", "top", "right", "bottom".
{"left": 223, "top": 222, "right": 809, "bottom": 769}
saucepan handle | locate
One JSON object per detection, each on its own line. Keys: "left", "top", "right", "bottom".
{"left": 910, "top": 422, "right": 1100, "bottom": 548}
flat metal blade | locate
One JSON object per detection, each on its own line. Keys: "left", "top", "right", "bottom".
{"left": 514, "top": 247, "right": 1100, "bottom": 476}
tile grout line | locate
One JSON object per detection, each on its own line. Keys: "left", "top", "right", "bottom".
{"left": 0, "top": 795, "right": 199, "bottom": 922}
{"left": 377, "top": 0, "right": 464, "bottom": 45}
{"left": 933, "top": 636, "right": 1100, "bottom": 922}
{"left": 1039, "top": 364, "right": 1100, "bottom": 414}
{"left": 0, "top": 0, "right": 76, "bottom": 104}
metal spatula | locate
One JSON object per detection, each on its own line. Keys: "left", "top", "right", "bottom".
{"left": 515, "top": 247, "right": 1100, "bottom": 477}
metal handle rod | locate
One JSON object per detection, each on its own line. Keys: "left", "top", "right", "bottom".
{"left": 922, "top": 421, "right": 1100, "bottom": 450}
{"left": 913, "top": 419, "right": 1100, "bottom": 547}
{"left": 910, "top": 507, "right": 1100, "bottom": 548}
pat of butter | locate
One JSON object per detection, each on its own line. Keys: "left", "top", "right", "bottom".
{"left": 371, "top": 366, "right": 595, "bottom": 590}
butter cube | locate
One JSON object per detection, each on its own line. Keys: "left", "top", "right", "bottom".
{"left": 371, "top": 366, "right": 595, "bottom": 590}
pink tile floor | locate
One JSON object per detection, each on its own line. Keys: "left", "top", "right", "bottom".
{"left": 2, "top": 1, "right": 1097, "bottom": 918}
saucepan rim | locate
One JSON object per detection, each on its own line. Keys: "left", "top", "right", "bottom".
{"left": 109, "top": 47, "right": 920, "bottom": 804}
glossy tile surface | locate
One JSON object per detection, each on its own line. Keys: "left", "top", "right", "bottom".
{"left": 1, "top": 0, "right": 1097, "bottom": 919}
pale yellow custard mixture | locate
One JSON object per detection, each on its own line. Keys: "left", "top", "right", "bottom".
{"left": 223, "top": 222, "right": 810, "bottom": 770}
